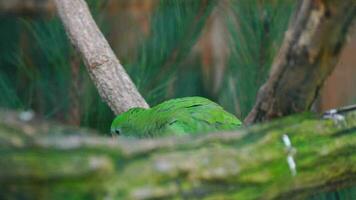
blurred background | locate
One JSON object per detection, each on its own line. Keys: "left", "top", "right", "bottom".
{"left": 0, "top": 0, "right": 355, "bottom": 133}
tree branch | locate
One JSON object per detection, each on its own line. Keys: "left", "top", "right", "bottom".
{"left": 0, "top": 109, "right": 355, "bottom": 199}
{"left": 54, "top": 0, "right": 149, "bottom": 114}
{"left": 245, "top": 0, "right": 356, "bottom": 125}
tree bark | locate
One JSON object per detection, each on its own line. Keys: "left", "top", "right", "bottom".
{"left": 54, "top": 0, "right": 149, "bottom": 114}
{"left": 0, "top": 109, "right": 355, "bottom": 199}
{"left": 245, "top": 0, "right": 356, "bottom": 125}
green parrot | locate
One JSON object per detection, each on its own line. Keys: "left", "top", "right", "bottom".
{"left": 110, "top": 96, "right": 242, "bottom": 138}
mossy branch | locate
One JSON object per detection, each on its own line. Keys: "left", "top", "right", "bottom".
{"left": 0, "top": 109, "right": 355, "bottom": 199}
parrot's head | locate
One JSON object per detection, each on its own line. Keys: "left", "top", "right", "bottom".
{"left": 110, "top": 107, "right": 146, "bottom": 137}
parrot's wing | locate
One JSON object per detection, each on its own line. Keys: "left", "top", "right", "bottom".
{"left": 150, "top": 97, "right": 242, "bottom": 136}
{"left": 186, "top": 99, "right": 242, "bottom": 133}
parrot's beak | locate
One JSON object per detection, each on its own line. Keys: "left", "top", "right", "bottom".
{"left": 110, "top": 128, "right": 117, "bottom": 140}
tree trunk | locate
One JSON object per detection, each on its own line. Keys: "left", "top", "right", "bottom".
{"left": 245, "top": 0, "right": 356, "bottom": 125}
{"left": 54, "top": 0, "right": 149, "bottom": 114}
{"left": 0, "top": 109, "right": 355, "bottom": 199}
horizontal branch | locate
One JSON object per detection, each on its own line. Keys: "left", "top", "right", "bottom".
{"left": 0, "top": 109, "right": 355, "bottom": 199}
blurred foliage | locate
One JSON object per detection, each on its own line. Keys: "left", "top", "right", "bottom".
{"left": 219, "top": 0, "right": 296, "bottom": 118}
{"left": 126, "top": 0, "right": 217, "bottom": 104}
{"left": 0, "top": 0, "right": 295, "bottom": 132}
{"left": 0, "top": 0, "right": 113, "bottom": 131}
{"left": 308, "top": 186, "right": 356, "bottom": 200}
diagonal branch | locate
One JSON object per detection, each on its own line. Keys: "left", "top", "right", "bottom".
{"left": 245, "top": 0, "right": 356, "bottom": 125}
{"left": 54, "top": 0, "right": 149, "bottom": 114}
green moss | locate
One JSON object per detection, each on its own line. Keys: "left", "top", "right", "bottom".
{"left": 0, "top": 111, "right": 355, "bottom": 199}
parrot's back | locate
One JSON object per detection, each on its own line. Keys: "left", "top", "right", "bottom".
{"left": 111, "top": 97, "right": 242, "bottom": 138}
{"left": 143, "top": 97, "right": 242, "bottom": 137}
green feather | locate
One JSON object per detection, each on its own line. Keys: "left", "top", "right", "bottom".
{"left": 111, "top": 97, "right": 242, "bottom": 138}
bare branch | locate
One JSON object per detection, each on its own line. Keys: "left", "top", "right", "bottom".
{"left": 245, "top": 0, "right": 356, "bottom": 125}
{"left": 54, "top": 0, "right": 149, "bottom": 114}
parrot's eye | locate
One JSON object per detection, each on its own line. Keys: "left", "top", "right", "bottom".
{"left": 115, "top": 129, "right": 121, "bottom": 135}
